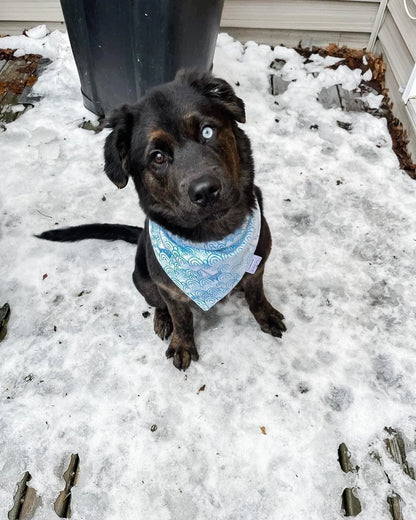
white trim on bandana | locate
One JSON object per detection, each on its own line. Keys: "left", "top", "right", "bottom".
{"left": 149, "top": 200, "right": 261, "bottom": 310}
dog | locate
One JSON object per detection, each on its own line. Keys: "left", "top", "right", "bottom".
{"left": 37, "top": 70, "right": 286, "bottom": 370}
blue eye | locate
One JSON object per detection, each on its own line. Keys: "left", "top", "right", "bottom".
{"left": 202, "top": 126, "right": 214, "bottom": 139}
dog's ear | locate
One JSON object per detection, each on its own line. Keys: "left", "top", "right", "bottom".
{"left": 176, "top": 70, "right": 246, "bottom": 124}
{"left": 104, "top": 105, "right": 134, "bottom": 189}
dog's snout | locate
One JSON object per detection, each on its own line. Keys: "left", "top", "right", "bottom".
{"left": 188, "top": 175, "right": 221, "bottom": 207}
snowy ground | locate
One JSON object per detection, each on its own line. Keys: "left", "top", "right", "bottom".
{"left": 1, "top": 28, "right": 416, "bottom": 520}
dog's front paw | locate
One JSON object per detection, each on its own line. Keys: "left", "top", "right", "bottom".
{"left": 165, "top": 341, "right": 199, "bottom": 371}
{"left": 154, "top": 307, "right": 173, "bottom": 340}
{"left": 259, "top": 309, "right": 287, "bottom": 338}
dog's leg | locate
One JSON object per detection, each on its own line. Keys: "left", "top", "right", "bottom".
{"left": 241, "top": 213, "right": 286, "bottom": 337}
{"left": 243, "top": 267, "right": 286, "bottom": 337}
{"left": 133, "top": 270, "right": 173, "bottom": 340}
{"left": 132, "top": 238, "right": 173, "bottom": 340}
{"left": 158, "top": 288, "right": 199, "bottom": 370}
{"left": 153, "top": 307, "right": 173, "bottom": 340}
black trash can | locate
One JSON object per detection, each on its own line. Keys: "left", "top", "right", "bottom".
{"left": 60, "top": 0, "right": 225, "bottom": 116}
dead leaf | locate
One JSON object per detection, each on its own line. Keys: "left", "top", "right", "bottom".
{"left": 197, "top": 384, "right": 206, "bottom": 394}
{"left": 260, "top": 426, "right": 267, "bottom": 435}
{"left": 26, "top": 75, "right": 38, "bottom": 87}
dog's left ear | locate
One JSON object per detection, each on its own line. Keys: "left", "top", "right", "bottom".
{"left": 177, "top": 70, "right": 246, "bottom": 123}
{"left": 104, "top": 105, "right": 134, "bottom": 189}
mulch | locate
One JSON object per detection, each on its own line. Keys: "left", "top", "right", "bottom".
{"left": 295, "top": 43, "right": 416, "bottom": 179}
{"left": 0, "top": 49, "right": 42, "bottom": 96}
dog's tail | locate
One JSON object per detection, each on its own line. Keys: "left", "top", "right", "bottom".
{"left": 36, "top": 224, "right": 142, "bottom": 244}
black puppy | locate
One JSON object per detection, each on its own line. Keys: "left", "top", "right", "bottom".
{"left": 38, "top": 70, "right": 286, "bottom": 370}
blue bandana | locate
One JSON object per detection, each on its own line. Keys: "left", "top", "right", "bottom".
{"left": 149, "top": 202, "right": 261, "bottom": 311}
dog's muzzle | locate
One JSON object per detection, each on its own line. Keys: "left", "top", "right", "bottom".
{"left": 188, "top": 175, "right": 221, "bottom": 207}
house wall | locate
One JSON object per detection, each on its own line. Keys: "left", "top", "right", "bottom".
{"left": 375, "top": 0, "right": 416, "bottom": 160}
{"left": 222, "top": 0, "right": 381, "bottom": 48}
{"left": 0, "top": 0, "right": 64, "bottom": 34}
{"left": 1, "top": 0, "right": 380, "bottom": 49}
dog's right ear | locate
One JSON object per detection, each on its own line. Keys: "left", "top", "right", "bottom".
{"left": 104, "top": 105, "right": 134, "bottom": 189}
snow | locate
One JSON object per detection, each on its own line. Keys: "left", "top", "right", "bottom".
{"left": 1, "top": 27, "right": 416, "bottom": 520}
{"left": 25, "top": 25, "right": 49, "bottom": 40}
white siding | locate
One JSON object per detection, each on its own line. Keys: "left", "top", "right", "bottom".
{"left": 0, "top": 0, "right": 63, "bottom": 23}
{"left": 376, "top": 0, "right": 416, "bottom": 160}
{"left": 1, "top": 0, "right": 379, "bottom": 49}
{"left": 378, "top": 12, "right": 414, "bottom": 87}
{"left": 222, "top": 0, "right": 379, "bottom": 32}
{"left": 388, "top": 0, "right": 416, "bottom": 60}
{"left": 221, "top": 0, "right": 381, "bottom": 48}
{"left": 374, "top": 39, "right": 416, "bottom": 159}
{"left": 220, "top": 28, "right": 371, "bottom": 49}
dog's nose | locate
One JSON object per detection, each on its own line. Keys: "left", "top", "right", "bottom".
{"left": 188, "top": 175, "right": 221, "bottom": 207}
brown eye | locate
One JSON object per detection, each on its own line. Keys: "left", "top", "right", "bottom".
{"left": 152, "top": 151, "right": 166, "bottom": 165}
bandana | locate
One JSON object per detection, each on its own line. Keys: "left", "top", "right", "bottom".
{"left": 149, "top": 201, "right": 261, "bottom": 311}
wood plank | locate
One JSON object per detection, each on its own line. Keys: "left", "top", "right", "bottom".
{"left": 337, "top": 444, "right": 362, "bottom": 516}
{"left": 8, "top": 473, "right": 31, "bottom": 520}
{"left": 19, "top": 487, "right": 41, "bottom": 520}
{"left": 384, "top": 428, "right": 416, "bottom": 480}
{"left": 0, "top": 303, "right": 11, "bottom": 342}
{"left": 383, "top": 428, "right": 415, "bottom": 520}
{"left": 338, "top": 443, "right": 356, "bottom": 473}
{"left": 222, "top": 28, "right": 370, "bottom": 48}
{"left": 378, "top": 12, "right": 413, "bottom": 86}
{"left": 341, "top": 488, "right": 362, "bottom": 516}
{"left": 387, "top": 493, "right": 404, "bottom": 520}
{"left": 7, "top": 472, "right": 40, "bottom": 520}
{"left": 54, "top": 454, "right": 79, "bottom": 518}
{"left": 222, "top": 0, "right": 380, "bottom": 32}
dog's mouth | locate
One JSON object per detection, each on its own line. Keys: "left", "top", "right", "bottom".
{"left": 207, "top": 208, "right": 229, "bottom": 220}
{"left": 177, "top": 206, "right": 229, "bottom": 227}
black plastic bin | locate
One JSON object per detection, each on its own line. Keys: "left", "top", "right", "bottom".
{"left": 60, "top": 0, "right": 225, "bottom": 116}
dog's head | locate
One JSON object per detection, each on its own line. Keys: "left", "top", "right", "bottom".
{"left": 104, "top": 70, "right": 256, "bottom": 241}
